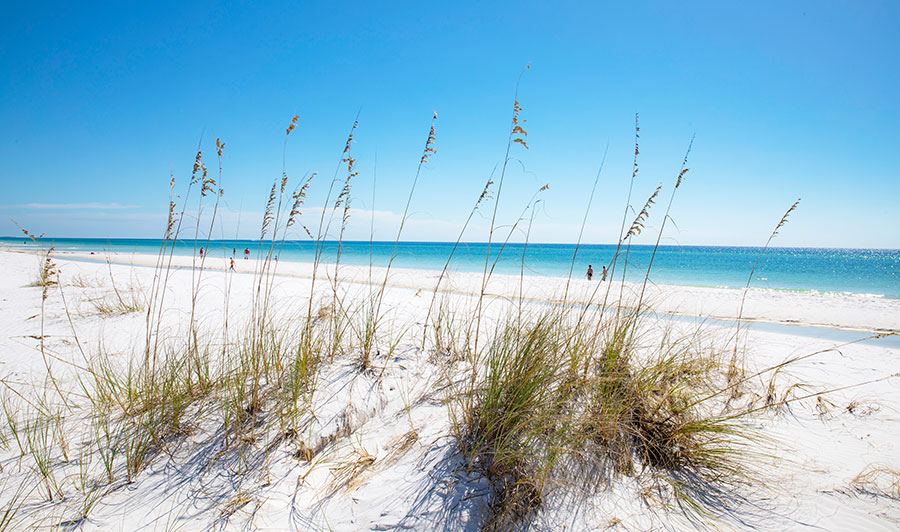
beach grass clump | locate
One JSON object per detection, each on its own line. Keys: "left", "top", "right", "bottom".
{"left": 585, "top": 319, "right": 728, "bottom": 463}
{"left": 582, "top": 328, "right": 753, "bottom": 514}
{"left": 23, "top": 411, "right": 65, "bottom": 501}
{"left": 452, "top": 304, "right": 755, "bottom": 528}
{"left": 0, "top": 395, "right": 69, "bottom": 503}
{"left": 50, "top": 123, "right": 331, "bottom": 505}
{"left": 428, "top": 296, "right": 473, "bottom": 364}
{"left": 458, "top": 310, "right": 577, "bottom": 530}
{"left": 221, "top": 314, "right": 327, "bottom": 444}
{"left": 80, "top": 345, "right": 207, "bottom": 482}
{"left": 459, "top": 310, "right": 569, "bottom": 462}
{"left": 69, "top": 312, "right": 328, "bottom": 493}
{"left": 276, "top": 320, "right": 322, "bottom": 433}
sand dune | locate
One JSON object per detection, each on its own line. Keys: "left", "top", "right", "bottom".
{"left": 0, "top": 247, "right": 897, "bottom": 531}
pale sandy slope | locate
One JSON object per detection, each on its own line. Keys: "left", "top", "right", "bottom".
{"left": 0, "top": 247, "right": 898, "bottom": 531}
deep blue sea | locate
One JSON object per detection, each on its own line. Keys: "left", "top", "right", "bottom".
{"left": 2, "top": 238, "right": 898, "bottom": 298}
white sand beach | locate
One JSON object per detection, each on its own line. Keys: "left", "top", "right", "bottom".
{"left": 1, "top": 246, "right": 898, "bottom": 531}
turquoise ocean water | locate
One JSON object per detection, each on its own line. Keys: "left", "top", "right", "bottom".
{"left": 2, "top": 238, "right": 898, "bottom": 298}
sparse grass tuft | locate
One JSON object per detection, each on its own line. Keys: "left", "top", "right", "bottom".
{"left": 851, "top": 465, "right": 900, "bottom": 499}
{"left": 30, "top": 248, "right": 58, "bottom": 288}
{"left": 89, "top": 289, "right": 145, "bottom": 315}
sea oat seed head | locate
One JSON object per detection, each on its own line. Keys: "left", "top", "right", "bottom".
{"left": 773, "top": 199, "right": 801, "bottom": 236}
{"left": 511, "top": 100, "right": 529, "bottom": 149}
{"left": 286, "top": 115, "right": 299, "bottom": 136}
{"left": 261, "top": 181, "right": 277, "bottom": 238}
{"left": 343, "top": 120, "right": 359, "bottom": 154}
{"left": 626, "top": 185, "right": 661, "bottom": 239}
{"left": 421, "top": 115, "right": 438, "bottom": 164}
{"left": 676, "top": 168, "right": 690, "bottom": 189}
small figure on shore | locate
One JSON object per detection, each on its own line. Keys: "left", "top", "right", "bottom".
{"left": 229, "top": 257, "right": 235, "bottom": 271}
{"left": 232, "top": 248, "right": 236, "bottom": 256}
{"left": 587, "top": 264, "right": 593, "bottom": 281}
{"left": 601, "top": 266, "right": 607, "bottom": 281}
{"left": 243, "top": 248, "right": 250, "bottom": 260}
{"left": 199, "top": 247, "right": 204, "bottom": 258}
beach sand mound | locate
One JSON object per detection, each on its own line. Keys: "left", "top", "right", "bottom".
{"left": 0, "top": 249, "right": 898, "bottom": 531}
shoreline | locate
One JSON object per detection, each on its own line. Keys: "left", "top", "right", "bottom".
{"left": 3, "top": 239, "right": 897, "bottom": 300}
{"left": 5, "top": 245, "right": 898, "bottom": 335}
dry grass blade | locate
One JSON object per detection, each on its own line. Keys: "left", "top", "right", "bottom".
{"left": 734, "top": 198, "right": 801, "bottom": 357}
{"left": 329, "top": 448, "right": 376, "bottom": 493}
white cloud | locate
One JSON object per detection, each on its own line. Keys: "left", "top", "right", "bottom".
{"left": 18, "top": 202, "right": 138, "bottom": 210}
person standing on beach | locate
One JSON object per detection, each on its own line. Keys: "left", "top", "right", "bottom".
{"left": 601, "top": 265, "right": 607, "bottom": 281}
{"left": 587, "top": 265, "right": 593, "bottom": 280}
{"left": 243, "top": 248, "right": 250, "bottom": 260}
{"left": 230, "top": 257, "right": 235, "bottom": 271}
{"left": 199, "top": 247, "right": 204, "bottom": 258}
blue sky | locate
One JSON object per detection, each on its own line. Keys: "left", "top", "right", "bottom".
{"left": 1, "top": 1, "right": 898, "bottom": 247}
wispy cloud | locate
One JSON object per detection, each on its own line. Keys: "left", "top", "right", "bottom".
{"left": 17, "top": 202, "right": 138, "bottom": 210}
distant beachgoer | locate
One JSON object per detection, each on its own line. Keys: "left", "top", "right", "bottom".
{"left": 601, "top": 266, "right": 607, "bottom": 281}
{"left": 232, "top": 248, "right": 236, "bottom": 256}
{"left": 243, "top": 248, "right": 250, "bottom": 259}
{"left": 199, "top": 247, "right": 204, "bottom": 257}
{"left": 230, "top": 257, "right": 235, "bottom": 271}
{"left": 587, "top": 265, "right": 593, "bottom": 281}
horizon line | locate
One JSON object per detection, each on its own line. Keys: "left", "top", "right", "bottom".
{"left": 1, "top": 236, "right": 897, "bottom": 252}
